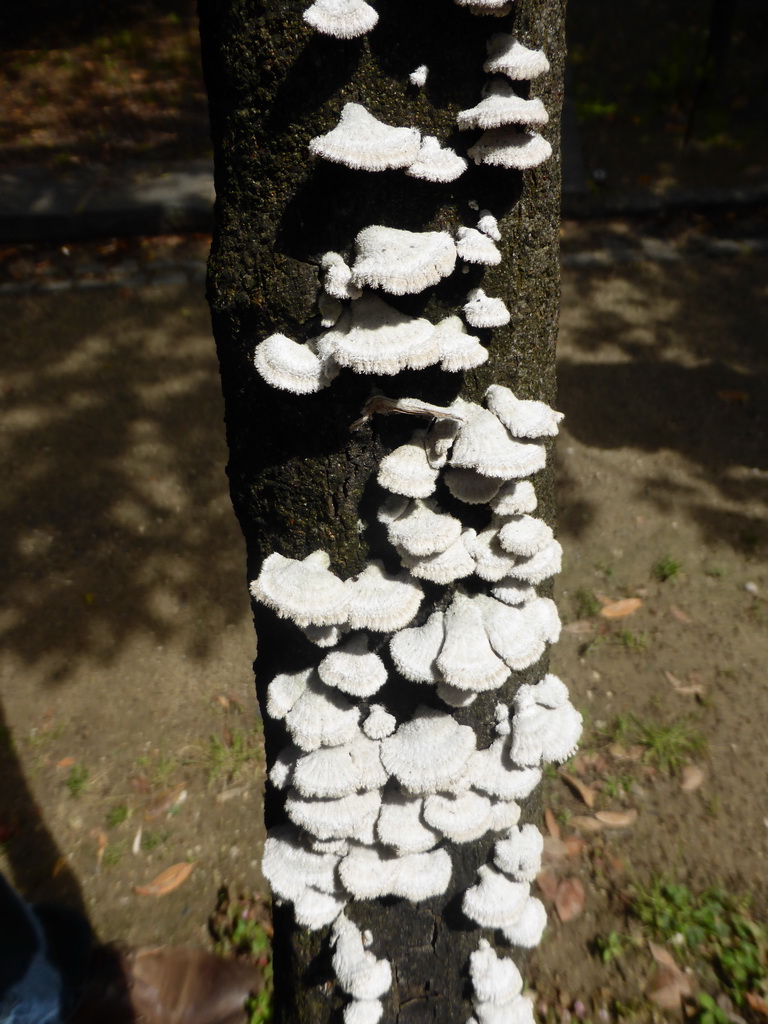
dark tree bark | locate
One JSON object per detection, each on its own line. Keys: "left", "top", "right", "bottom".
{"left": 199, "top": 0, "right": 566, "bottom": 1020}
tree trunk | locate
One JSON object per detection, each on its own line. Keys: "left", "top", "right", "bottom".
{"left": 199, "top": 0, "right": 566, "bottom": 1020}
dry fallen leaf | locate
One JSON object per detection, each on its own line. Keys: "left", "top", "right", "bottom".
{"left": 746, "top": 993, "right": 768, "bottom": 1017}
{"left": 649, "top": 942, "right": 678, "bottom": 969}
{"left": 135, "top": 862, "right": 193, "bottom": 897}
{"left": 555, "top": 877, "right": 586, "bottom": 923}
{"left": 594, "top": 809, "right": 638, "bottom": 828}
{"left": 563, "top": 620, "right": 596, "bottom": 636}
{"left": 56, "top": 756, "right": 76, "bottom": 769}
{"left": 569, "top": 815, "right": 604, "bottom": 833}
{"left": 664, "top": 670, "right": 706, "bottom": 697}
{"left": 600, "top": 598, "right": 643, "bottom": 619}
{"left": 544, "top": 807, "right": 561, "bottom": 841}
{"left": 145, "top": 784, "right": 187, "bottom": 821}
{"left": 564, "top": 835, "right": 587, "bottom": 859}
{"left": 559, "top": 770, "right": 596, "bottom": 808}
{"left": 91, "top": 829, "right": 108, "bottom": 870}
{"left": 669, "top": 604, "right": 692, "bottom": 624}
{"left": 646, "top": 958, "right": 692, "bottom": 1009}
{"left": 680, "top": 765, "right": 705, "bottom": 793}
{"left": 542, "top": 836, "right": 568, "bottom": 866}
{"left": 536, "top": 869, "right": 561, "bottom": 902}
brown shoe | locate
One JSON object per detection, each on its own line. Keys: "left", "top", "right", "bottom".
{"left": 69, "top": 944, "right": 264, "bottom": 1024}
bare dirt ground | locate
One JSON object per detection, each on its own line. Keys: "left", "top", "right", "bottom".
{"left": 0, "top": 218, "right": 766, "bottom": 1017}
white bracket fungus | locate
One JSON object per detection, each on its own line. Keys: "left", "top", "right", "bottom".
{"left": 292, "top": 731, "right": 387, "bottom": 798}
{"left": 502, "top": 538, "right": 563, "bottom": 585}
{"left": 345, "top": 560, "right": 424, "bottom": 632}
{"left": 397, "top": 530, "right": 476, "bottom": 585}
{"left": 423, "top": 790, "right": 494, "bottom": 844}
{"left": 339, "top": 846, "right": 452, "bottom": 900}
{"left": 469, "top": 737, "right": 541, "bottom": 801}
{"left": 262, "top": 825, "right": 341, "bottom": 903}
{"left": 405, "top": 136, "right": 468, "bottom": 183}
{"left": 332, "top": 915, "right": 392, "bottom": 1000}
{"left": 376, "top": 791, "right": 440, "bottom": 854}
{"left": 469, "top": 938, "right": 523, "bottom": 1006}
{"left": 509, "top": 674, "right": 582, "bottom": 766}
{"left": 499, "top": 895, "right": 547, "bottom": 947}
{"left": 385, "top": 498, "right": 463, "bottom": 557}
{"left": 462, "top": 288, "right": 511, "bottom": 329}
{"left": 485, "top": 384, "right": 563, "bottom": 438}
{"left": 449, "top": 400, "right": 546, "bottom": 479}
{"left": 363, "top": 704, "right": 397, "bottom": 740}
{"left": 283, "top": 671, "right": 361, "bottom": 751}
{"left": 462, "top": 864, "right": 529, "bottom": 930}
{"left": 436, "top": 593, "right": 510, "bottom": 692}
{"left": 303, "top": 0, "right": 378, "bottom": 38}
{"left": 286, "top": 786, "right": 383, "bottom": 842}
{"left": 408, "top": 65, "right": 429, "bottom": 87}
{"left": 318, "top": 634, "right": 388, "bottom": 698}
{"left": 250, "top": 549, "right": 349, "bottom": 628}
{"left": 489, "top": 480, "right": 538, "bottom": 516}
{"left": 468, "top": 129, "right": 552, "bottom": 170}
{"left": 490, "top": 578, "right": 536, "bottom": 607}
{"left": 310, "top": 103, "right": 421, "bottom": 171}
{"left": 484, "top": 35, "right": 551, "bottom": 80}
{"left": 321, "top": 251, "right": 363, "bottom": 301}
{"left": 493, "top": 823, "right": 543, "bottom": 882}
{"left": 254, "top": 333, "right": 338, "bottom": 394}
{"left": 488, "top": 798, "right": 522, "bottom": 832}
{"left": 324, "top": 293, "right": 439, "bottom": 375}
{"left": 351, "top": 225, "right": 457, "bottom": 295}
{"left": 344, "top": 999, "right": 384, "bottom": 1024}
{"left": 497, "top": 514, "right": 555, "bottom": 558}
{"left": 457, "top": 81, "right": 549, "bottom": 131}
{"left": 476, "top": 210, "right": 501, "bottom": 241}
{"left": 377, "top": 430, "right": 440, "bottom": 498}
{"left": 444, "top": 468, "right": 504, "bottom": 505}
{"left": 389, "top": 611, "right": 445, "bottom": 683}
{"left": 433, "top": 316, "right": 489, "bottom": 372}
{"left": 266, "top": 667, "right": 312, "bottom": 721}
{"left": 380, "top": 706, "right": 476, "bottom": 793}
{"left": 455, "top": 227, "right": 502, "bottom": 266}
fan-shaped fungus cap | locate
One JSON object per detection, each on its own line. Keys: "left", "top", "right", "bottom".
{"left": 292, "top": 731, "right": 387, "bottom": 798}
{"left": 494, "top": 823, "right": 543, "bottom": 882}
{"left": 473, "top": 995, "right": 536, "bottom": 1024}
{"left": 345, "top": 560, "right": 423, "bottom": 632}
{"left": 437, "top": 593, "right": 510, "bottom": 691}
{"left": 376, "top": 791, "right": 440, "bottom": 854}
{"left": 254, "top": 333, "right": 338, "bottom": 394}
{"left": 444, "top": 468, "right": 504, "bottom": 505}
{"left": 386, "top": 499, "right": 462, "bottom": 557}
{"left": 458, "top": 81, "right": 548, "bottom": 131}
{"left": 436, "top": 682, "right": 478, "bottom": 708}
{"left": 398, "top": 531, "right": 476, "bottom": 585}
{"left": 500, "top": 895, "right": 547, "bottom": 947}
{"left": 339, "top": 846, "right": 453, "bottom": 900}
{"left": 251, "top": 550, "right": 349, "bottom": 628}
{"left": 477, "top": 210, "right": 501, "bottom": 241}
{"left": 318, "top": 634, "right": 388, "bottom": 698}
{"left": 425, "top": 418, "right": 461, "bottom": 469}
{"left": 490, "top": 578, "right": 536, "bottom": 607}
{"left": 488, "top": 797, "right": 522, "bottom": 831}
{"left": 303, "top": 0, "right": 378, "bottom": 38}
{"left": 332, "top": 916, "right": 392, "bottom": 1000}
{"left": 378, "top": 430, "right": 440, "bottom": 498}
{"left": 509, "top": 676, "right": 582, "bottom": 765}
{"left": 266, "top": 667, "right": 312, "bottom": 721}
{"left": 423, "top": 790, "right": 493, "bottom": 844}
{"left": 432, "top": 316, "right": 488, "bottom": 372}
{"left": 344, "top": 1000, "right": 384, "bottom": 1024}
{"left": 269, "top": 743, "right": 301, "bottom": 789}
{"left": 463, "top": 864, "right": 529, "bottom": 929}
{"left": 477, "top": 594, "right": 549, "bottom": 671}
{"left": 456, "top": 227, "right": 502, "bottom": 266}
{"left": 469, "top": 527, "right": 520, "bottom": 582}
{"left": 262, "top": 825, "right": 341, "bottom": 902}
{"left": 463, "top": 288, "right": 510, "bottom": 329}
{"left": 389, "top": 611, "right": 445, "bottom": 683}
{"left": 363, "top": 704, "right": 397, "bottom": 740}
{"left": 484, "top": 34, "right": 551, "bottom": 79}
{"left": 409, "top": 64, "right": 428, "bottom": 87}
{"left": 294, "top": 887, "right": 348, "bottom": 930}
{"left": 325, "top": 293, "right": 439, "bottom": 375}
{"left": 321, "top": 251, "right": 363, "bottom": 301}
{"left": 310, "top": 103, "right": 421, "bottom": 171}
{"left": 301, "top": 623, "right": 348, "bottom": 648}
{"left": 380, "top": 706, "right": 476, "bottom": 793}
{"left": 504, "top": 538, "right": 563, "bottom": 585}
{"left": 468, "top": 129, "right": 552, "bottom": 169}
{"left": 454, "top": 0, "right": 512, "bottom": 12}
{"left": 490, "top": 480, "right": 538, "bottom": 516}
{"left": 470, "top": 938, "right": 524, "bottom": 1005}
{"left": 284, "top": 672, "right": 361, "bottom": 752}
{"left": 351, "top": 225, "right": 457, "bottom": 295}
{"left": 498, "top": 514, "right": 554, "bottom": 557}
{"left": 405, "top": 136, "right": 468, "bottom": 182}
{"left": 286, "top": 787, "right": 382, "bottom": 842}
{"left": 469, "top": 737, "right": 542, "bottom": 800}
{"left": 450, "top": 400, "right": 547, "bottom": 479}
{"left": 485, "top": 384, "right": 563, "bottom": 438}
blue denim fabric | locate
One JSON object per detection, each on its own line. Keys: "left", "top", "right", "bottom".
{"left": 0, "top": 875, "right": 90, "bottom": 1024}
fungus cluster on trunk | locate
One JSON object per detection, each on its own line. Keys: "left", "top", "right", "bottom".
{"left": 247, "top": 1, "right": 575, "bottom": 1019}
